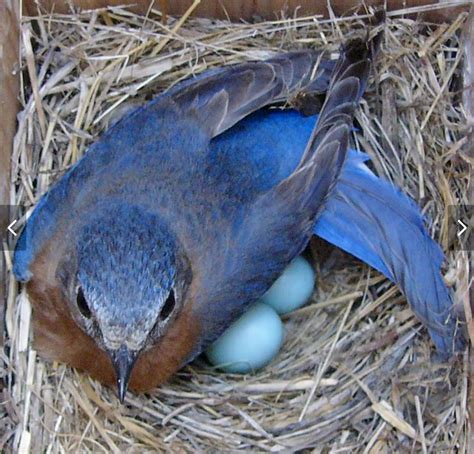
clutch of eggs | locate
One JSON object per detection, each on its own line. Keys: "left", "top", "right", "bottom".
{"left": 206, "top": 256, "right": 316, "bottom": 373}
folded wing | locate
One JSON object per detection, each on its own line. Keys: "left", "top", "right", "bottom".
{"left": 193, "top": 36, "right": 380, "bottom": 349}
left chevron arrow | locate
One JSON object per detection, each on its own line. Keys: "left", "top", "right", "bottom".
{"left": 7, "top": 219, "right": 17, "bottom": 237}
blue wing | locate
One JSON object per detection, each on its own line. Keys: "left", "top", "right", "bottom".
{"left": 210, "top": 108, "right": 463, "bottom": 354}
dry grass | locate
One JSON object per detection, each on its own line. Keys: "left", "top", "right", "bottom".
{"left": 1, "top": 3, "right": 472, "bottom": 452}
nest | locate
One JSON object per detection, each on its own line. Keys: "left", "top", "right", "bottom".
{"left": 1, "top": 4, "right": 471, "bottom": 452}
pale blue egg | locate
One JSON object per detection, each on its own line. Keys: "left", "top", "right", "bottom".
{"left": 206, "top": 302, "right": 284, "bottom": 373}
{"left": 261, "top": 256, "right": 315, "bottom": 314}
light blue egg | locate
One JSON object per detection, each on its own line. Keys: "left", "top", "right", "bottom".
{"left": 206, "top": 302, "right": 284, "bottom": 374}
{"left": 261, "top": 256, "right": 315, "bottom": 315}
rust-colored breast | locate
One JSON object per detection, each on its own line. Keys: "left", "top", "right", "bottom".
{"left": 27, "top": 244, "right": 200, "bottom": 392}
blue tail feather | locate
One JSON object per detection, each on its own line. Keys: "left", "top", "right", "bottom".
{"left": 316, "top": 149, "right": 462, "bottom": 353}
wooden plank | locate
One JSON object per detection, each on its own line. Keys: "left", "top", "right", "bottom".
{"left": 23, "top": 0, "right": 469, "bottom": 23}
{"left": 0, "top": 1, "right": 20, "bottom": 347}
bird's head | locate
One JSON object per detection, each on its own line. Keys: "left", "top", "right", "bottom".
{"left": 60, "top": 204, "right": 191, "bottom": 401}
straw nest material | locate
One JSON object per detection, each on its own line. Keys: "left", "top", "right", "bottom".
{"left": 1, "top": 4, "right": 471, "bottom": 452}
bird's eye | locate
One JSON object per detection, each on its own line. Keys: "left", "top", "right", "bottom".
{"left": 76, "top": 287, "right": 92, "bottom": 319}
{"left": 159, "top": 290, "right": 175, "bottom": 321}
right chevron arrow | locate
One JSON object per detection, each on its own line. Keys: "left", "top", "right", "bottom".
{"left": 457, "top": 219, "right": 467, "bottom": 237}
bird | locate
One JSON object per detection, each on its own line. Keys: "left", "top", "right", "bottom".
{"left": 13, "top": 31, "right": 462, "bottom": 402}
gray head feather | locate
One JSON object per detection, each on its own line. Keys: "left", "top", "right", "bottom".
{"left": 74, "top": 203, "right": 181, "bottom": 352}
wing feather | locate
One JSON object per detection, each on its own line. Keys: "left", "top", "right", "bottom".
{"left": 192, "top": 34, "right": 382, "bottom": 350}
{"left": 168, "top": 51, "right": 333, "bottom": 137}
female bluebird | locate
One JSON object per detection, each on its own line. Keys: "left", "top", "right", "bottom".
{"left": 13, "top": 33, "right": 462, "bottom": 402}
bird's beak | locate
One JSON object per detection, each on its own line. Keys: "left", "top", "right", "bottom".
{"left": 110, "top": 345, "right": 137, "bottom": 403}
